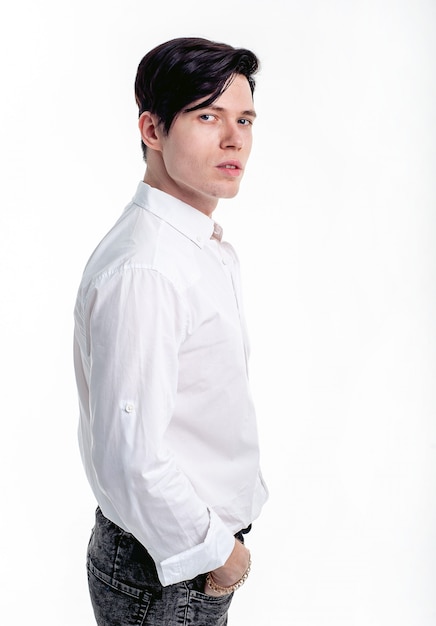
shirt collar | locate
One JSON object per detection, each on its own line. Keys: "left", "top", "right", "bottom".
{"left": 132, "top": 182, "right": 222, "bottom": 248}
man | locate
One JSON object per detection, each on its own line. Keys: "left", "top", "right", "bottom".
{"left": 74, "top": 37, "right": 268, "bottom": 625}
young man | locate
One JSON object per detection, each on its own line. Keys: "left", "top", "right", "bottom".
{"left": 74, "top": 37, "right": 268, "bottom": 625}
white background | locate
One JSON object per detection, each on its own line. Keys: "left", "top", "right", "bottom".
{"left": 1, "top": 1, "right": 435, "bottom": 624}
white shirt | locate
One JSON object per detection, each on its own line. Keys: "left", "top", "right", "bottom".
{"left": 74, "top": 182, "right": 268, "bottom": 586}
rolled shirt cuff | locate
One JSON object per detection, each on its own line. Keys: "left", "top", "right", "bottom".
{"left": 155, "top": 510, "right": 236, "bottom": 586}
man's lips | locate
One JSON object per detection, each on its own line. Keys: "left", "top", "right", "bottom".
{"left": 216, "top": 160, "right": 243, "bottom": 176}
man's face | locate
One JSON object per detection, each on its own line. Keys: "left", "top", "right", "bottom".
{"left": 152, "top": 74, "right": 256, "bottom": 216}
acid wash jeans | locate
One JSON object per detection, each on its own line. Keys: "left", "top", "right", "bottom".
{"left": 86, "top": 508, "right": 237, "bottom": 626}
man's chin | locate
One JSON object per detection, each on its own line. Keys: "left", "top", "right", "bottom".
{"left": 218, "top": 182, "right": 242, "bottom": 200}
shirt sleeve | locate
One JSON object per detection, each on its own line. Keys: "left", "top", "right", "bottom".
{"left": 83, "top": 266, "right": 235, "bottom": 585}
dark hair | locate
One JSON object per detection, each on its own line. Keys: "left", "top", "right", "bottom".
{"left": 134, "top": 37, "right": 259, "bottom": 161}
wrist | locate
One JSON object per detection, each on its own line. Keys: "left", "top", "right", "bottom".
{"left": 206, "top": 552, "right": 251, "bottom": 594}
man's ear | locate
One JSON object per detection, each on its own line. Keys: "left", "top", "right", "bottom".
{"left": 138, "top": 112, "right": 163, "bottom": 151}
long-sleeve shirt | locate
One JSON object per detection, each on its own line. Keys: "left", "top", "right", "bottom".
{"left": 74, "top": 181, "right": 268, "bottom": 586}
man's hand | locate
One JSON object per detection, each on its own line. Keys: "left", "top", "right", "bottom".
{"left": 204, "top": 539, "right": 250, "bottom": 596}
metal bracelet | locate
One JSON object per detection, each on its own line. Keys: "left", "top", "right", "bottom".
{"left": 206, "top": 554, "right": 251, "bottom": 594}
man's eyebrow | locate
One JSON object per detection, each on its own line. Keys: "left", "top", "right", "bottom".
{"left": 241, "top": 109, "right": 257, "bottom": 118}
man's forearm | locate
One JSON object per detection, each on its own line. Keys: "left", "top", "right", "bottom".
{"left": 205, "top": 538, "right": 251, "bottom": 596}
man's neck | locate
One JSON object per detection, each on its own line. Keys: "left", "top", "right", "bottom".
{"left": 143, "top": 162, "right": 218, "bottom": 217}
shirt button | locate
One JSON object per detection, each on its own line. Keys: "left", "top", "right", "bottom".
{"left": 196, "top": 235, "right": 203, "bottom": 243}
{"left": 125, "top": 403, "right": 135, "bottom": 413}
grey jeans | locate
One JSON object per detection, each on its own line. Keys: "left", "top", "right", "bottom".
{"left": 86, "top": 508, "right": 237, "bottom": 625}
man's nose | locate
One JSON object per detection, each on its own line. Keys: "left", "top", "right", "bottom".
{"left": 220, "top": 122, "right": 243, "bottom": 150}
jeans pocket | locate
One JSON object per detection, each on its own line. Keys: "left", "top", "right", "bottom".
{"left": 185, "top": 587, "right": 234, "bottom": 626}
{"left": 87, "top": 559, "right": 152, "bottom": 626}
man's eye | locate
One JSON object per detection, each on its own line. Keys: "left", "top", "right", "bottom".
{"left": 199, "top": 114, "right": 215, "bottom": 122}
{"left": 238, "top": 118, "right": 253, "bottom": 126}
